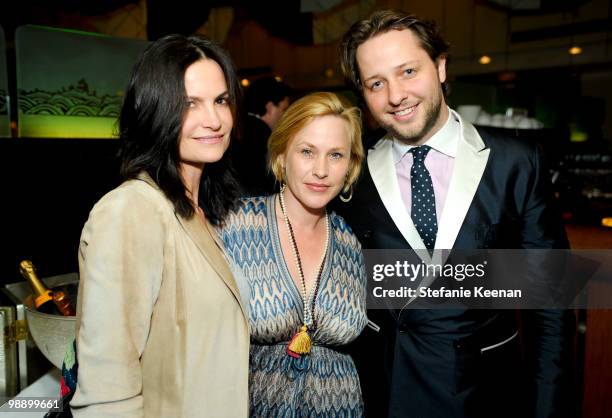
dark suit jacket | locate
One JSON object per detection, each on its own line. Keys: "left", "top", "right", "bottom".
{"left": 337, "top": 112, "right": 575, "bottom": 418}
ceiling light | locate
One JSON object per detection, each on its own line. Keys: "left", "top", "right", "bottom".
{"left": 568, "top": 46, "right": 582, "bottom": 55}
{"left": 478, "top": 55, "right": 492, "bottom": 65}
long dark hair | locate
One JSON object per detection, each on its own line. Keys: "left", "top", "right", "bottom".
{"left": 118, "top": 34, "right": 241, "bottom": 224}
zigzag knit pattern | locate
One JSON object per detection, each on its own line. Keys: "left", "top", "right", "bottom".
{"left": 219, "top": 195, "right": 368, "bottom": 417}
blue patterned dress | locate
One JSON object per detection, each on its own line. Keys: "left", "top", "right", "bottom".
{"left": 219, "top": 195, "right": 368, "bottom": 417}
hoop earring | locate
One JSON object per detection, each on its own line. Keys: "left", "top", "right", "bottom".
{"left": 274, "top": 178, "right": 284, "bottom": 193}
{"left": 339, "top": 184, "right": 353, "bottom": 203}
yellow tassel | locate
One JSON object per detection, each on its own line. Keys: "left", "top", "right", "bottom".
{"left": 287, "top": 325, "right": 311, "bottom": 358}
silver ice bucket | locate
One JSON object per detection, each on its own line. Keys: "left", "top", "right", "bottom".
{"left": 24, "top": 287, "right": 77, "bottom": 370}
{"left": 4, "top": 275, "right": 78, "bottom": 371}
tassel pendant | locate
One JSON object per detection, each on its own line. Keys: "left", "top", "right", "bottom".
{"left": 287, "top": 325, "right": 311, "bottom": 358}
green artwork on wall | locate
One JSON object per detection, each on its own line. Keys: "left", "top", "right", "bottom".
{"left": 15, "top": 25, "right": 149, "bottom": 138}
{"left": 0, "top": 25, "right": 10, "bottom": 137}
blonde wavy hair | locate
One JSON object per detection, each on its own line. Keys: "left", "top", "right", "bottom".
{"left": 268, "top": 92, "right": 364, "bottom": 194}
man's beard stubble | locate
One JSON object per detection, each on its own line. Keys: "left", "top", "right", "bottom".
{"left": 381, "top": 94, "right": 443, "bottom": 145}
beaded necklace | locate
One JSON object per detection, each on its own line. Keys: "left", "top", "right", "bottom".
{"left": 278, "top": 186, "right": 329, "bottom": 358}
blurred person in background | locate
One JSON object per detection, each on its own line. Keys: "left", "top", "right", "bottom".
{"left": 233, "top": 76, "right": 292, "bottom": 196}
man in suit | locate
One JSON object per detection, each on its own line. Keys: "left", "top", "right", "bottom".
{"left": 337, "top": 10, "right": 575, "bottom": 418}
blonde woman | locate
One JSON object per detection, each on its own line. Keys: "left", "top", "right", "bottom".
{"left": 219, "top": 92, "right": 367, "bottom": 416}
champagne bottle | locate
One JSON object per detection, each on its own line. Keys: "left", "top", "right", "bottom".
{"left": 19, "top": 260, "right": 75, "bottom": 316}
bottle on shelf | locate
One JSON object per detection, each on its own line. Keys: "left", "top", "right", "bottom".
{"left": 19, "top": 260, "right": 76, "bottom": 316}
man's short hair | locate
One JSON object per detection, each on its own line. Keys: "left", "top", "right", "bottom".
{"left": 245, "top": 76, "right": 292, "bottom": 116}
{"left": 339, "top": 9, "right": 450, "bottom": 97}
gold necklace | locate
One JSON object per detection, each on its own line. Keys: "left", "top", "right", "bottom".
{"left": 278, "top": 186, "right": 329, "bottom": 358}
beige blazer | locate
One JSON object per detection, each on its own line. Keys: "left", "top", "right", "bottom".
{"left": 71, "top": 174, "right": 249, "bottom": 418}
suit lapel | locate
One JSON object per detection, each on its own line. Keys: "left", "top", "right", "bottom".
{"left": 368, "top": 138, "right": 429, "bottom": 256}
{"left": 368, "top": 113, "right": 489, "bottom": 309}
{"left": 435, "top": 111, "right": 490, "bottom": 250}
{"left": 367, "top": 112, "right": 489, "bottom": 261}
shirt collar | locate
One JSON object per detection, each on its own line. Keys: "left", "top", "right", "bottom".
{"left": 392, "top": 106, "right": 460, "bottom": 164}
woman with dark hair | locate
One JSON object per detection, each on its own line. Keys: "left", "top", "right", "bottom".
{"left": 67, "top": 34, "right": 249, "bottom": 417}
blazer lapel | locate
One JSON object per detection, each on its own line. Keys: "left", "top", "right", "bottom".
{"left": 368, "top": 138, "right": 429, "bottom": 254}
{"left": 136, "top": 173, "right": 246, "bottom": 318}
{"left": 178, "top": 214, "right": 247, "bottom": 317}
{"left": 435, "top": 111, "right": 490, "bottom": 250}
